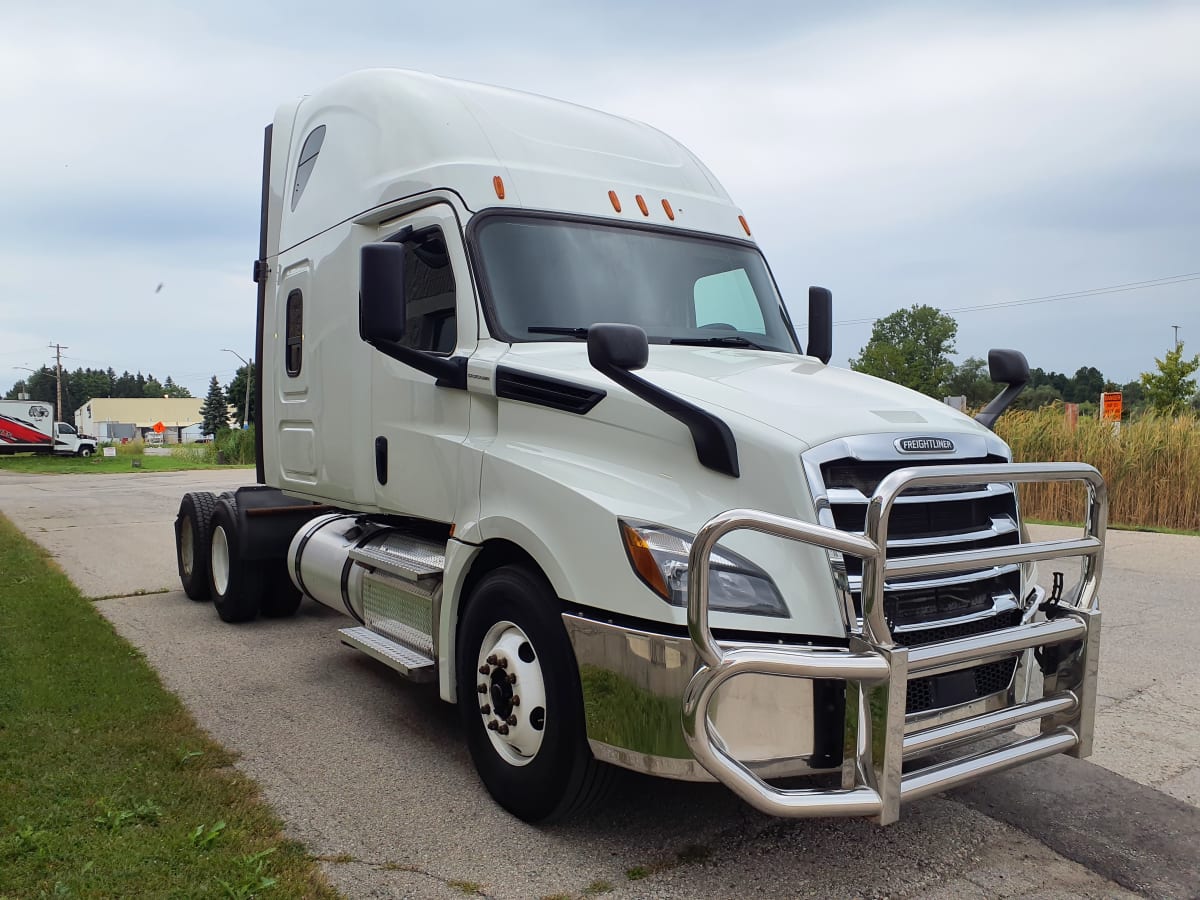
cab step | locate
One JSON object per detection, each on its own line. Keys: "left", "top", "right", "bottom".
{"left": 338, "top": 625, "right": 436, "bottom": 682}
{"left": 349, "top": 535, "right": 445, "bottom": 583}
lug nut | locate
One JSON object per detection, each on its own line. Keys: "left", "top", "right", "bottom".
{"left": 507, "top": 715, "right": 517, "bottom": 726}
{"left": 477, "top": 684, "right": 487, "bottom": 694}
{"left": 478, "top": 664, "right": 489, "bottom": 675}
{"left": 496, "top": 657, "right": 508, "bottom": 669}
{"left": 510, "top": 695, "right": 520, "bottom": 707}
{"left": 479, "top": 704, "right": 491, "bottom": 715}
{"left": 507, "top": 672, "right": 517, "bottom": 684}
{"left": 487, "top": 654, "right": 498, "bottom": 665}
{"left": 487, "top": 719, "right": 499, "bottom": 731}
{"left": 497, "top": 724, "right": 509, "bottom": 735}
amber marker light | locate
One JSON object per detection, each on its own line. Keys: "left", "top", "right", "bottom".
{"left": 608, "top": 190, "right": 622, "bottom": 212}
{"left": 636, "top": 194, "right": 649, "bottom": 216}
{"left": 662, "top": 198, "right": 675, "bottom": 220}
{"left": 619, "top": 521, "right": 670, "bottom": 600}
{"left": 739, "top": 215, "right": 751, "bottom": 236}
{"left": 493, "top": 176, "right": 506, "bottom": 200}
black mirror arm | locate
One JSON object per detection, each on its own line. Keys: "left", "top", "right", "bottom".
{"left": 975, "top": 381, "right": 1027, "bottom": 431}
{"left": 594, "top": 362, "right": 739, "bottom": 477}
{"left": 368, "top": 339, "right": 467, "bottom": 389}
{"left": 975, "top": 348, "right": 1030, "bottom": 431}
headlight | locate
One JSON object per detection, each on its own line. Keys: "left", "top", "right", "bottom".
{"left": 618, "top": 520, "right": 788, "bottom": 618}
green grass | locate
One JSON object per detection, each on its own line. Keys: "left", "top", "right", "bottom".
{"left": 0, "top": 513, "right": 338, "bottom": 898}
{"left": 0, "top": 453, "right": 246, "bottom": 475}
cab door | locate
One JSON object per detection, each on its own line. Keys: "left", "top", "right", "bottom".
{"left": 369, "top": 202, "right": 476, "bottom": 523}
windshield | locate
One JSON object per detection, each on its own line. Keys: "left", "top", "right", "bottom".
{"left": 474, "top": 215, "right": 800, "bottom": 352}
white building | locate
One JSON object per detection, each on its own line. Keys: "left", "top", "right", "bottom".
{"left": 75, "top": 398, "right": 204, "bottom": 444}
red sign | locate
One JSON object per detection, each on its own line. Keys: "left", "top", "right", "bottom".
{"left": 1100, "top": 392, "right": 1122, "bottom": 422}
{"left": 153, "top": 421, "right": 166, "bottom": 434}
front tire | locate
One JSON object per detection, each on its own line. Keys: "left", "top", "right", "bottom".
{"left": 77, "top": 446, "right": 94, "bottom": 458}
{"left": 208, "top": 499, "right": 263, "bottom": 623}
{"left": 175, "top": 492, "right": 217, "bottom": 601}
{"left": 457, "top": 565, "right": 611, "bottom": 823}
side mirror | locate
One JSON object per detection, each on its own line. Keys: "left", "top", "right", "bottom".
{"left": 357, "top": 240, "right": 467, "bottom": 389}
{"left": 807, "top": 286, "right": 833, "bottom": 365}
{"left": 987, "top": 348, "right": 1030, "bottom": 386}
{"left": 587, "top": 323, "right": 649, "bottom": 372}
{"left": 359, "top": 242, "right": 407, "bottom": 344}
{"left": 975, "top": 348, "right": 1030, "bottom": 431}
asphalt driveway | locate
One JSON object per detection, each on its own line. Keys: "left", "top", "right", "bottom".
{"left": 2, "top": 468, "right": 1196, "bottom": 898}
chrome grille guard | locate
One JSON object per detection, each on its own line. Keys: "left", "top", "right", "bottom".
{"left": 681, "top": 462, "right": 1106, "bottom": 824}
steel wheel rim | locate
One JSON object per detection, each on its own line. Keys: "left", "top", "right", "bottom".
{"left": 180, "top": 517, "right": 195, "bottom": 576}
{"left": 475, "top": 620, "right": 548, "bottom": 767}
{"left": 211, "top": 525, "right": 230, "bottom": 595}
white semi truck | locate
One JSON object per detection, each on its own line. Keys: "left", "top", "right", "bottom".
{"left": 173, "top": 70, "right": 1106, "bottom": 824}
{"left": 0, "top": 400, "right": 97, "bottom": 456}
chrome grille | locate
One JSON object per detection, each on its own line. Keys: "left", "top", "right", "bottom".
{"left": 802, "top": 436, "right": 1024, "bottom": 714}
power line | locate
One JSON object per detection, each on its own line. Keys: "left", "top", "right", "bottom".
{"left": 806, "top": 271, "right": 1200, "bottom": 329}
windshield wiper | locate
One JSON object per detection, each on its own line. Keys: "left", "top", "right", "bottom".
{"left": 527, "top": 326, "right": 589, "bottom": 339}
{"left": 668, "top": 335, "right": 779, "bottom": 351}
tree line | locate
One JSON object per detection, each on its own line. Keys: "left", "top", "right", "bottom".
{"left": 5, "top": 366, "right": 192, "bottom": 409}
{"left": 6, "top": 364, "right": 256, "bottom": 434}
{"left": 851, "top": 304, "right": 1200, "bottom": 417}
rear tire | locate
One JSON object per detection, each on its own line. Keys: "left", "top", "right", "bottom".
{"left": 208, "top": 499, "right": 263, "bottom": 623}
{"left": 457, "top": 565, "right": 612, "bottom": 823}
{"left": 175, "top": 492, "right": 217, "bottom": 601}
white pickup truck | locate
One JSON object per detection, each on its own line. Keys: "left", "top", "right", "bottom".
{"left": 173, "top": 69, "right": 1106, "bottom": 824}
{"left": 0, "top": 400, "right": 97, "bottom": 456}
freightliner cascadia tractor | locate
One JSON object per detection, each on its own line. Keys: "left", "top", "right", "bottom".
{"left": 174, "top": 70, "right": 1107, "bottom": 824}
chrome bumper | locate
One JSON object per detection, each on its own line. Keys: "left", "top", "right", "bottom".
{"left": 566, "top": 462, "right": 1106, "bottom": 823}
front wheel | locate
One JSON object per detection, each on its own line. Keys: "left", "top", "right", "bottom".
{"left": 457, "top": 565, "right": 612, "bottom": 823}
{"left": 77, "top": 446, "right": 94, "bottom": 457}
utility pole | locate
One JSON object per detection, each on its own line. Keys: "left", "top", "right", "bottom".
{"left": 1172, "top": 325, "right": 1181, "bottom": 350}
{"left": 49, "top": 342, "right": 68, "bottom": 418}
{"left": 220, "top": 349, "right": 253, "bottom": 428}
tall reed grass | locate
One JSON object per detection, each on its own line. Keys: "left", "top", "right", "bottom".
{"left": 996, "top": 408, "right": 1200, "bottom": 531}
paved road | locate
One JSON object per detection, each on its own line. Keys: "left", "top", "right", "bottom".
{"left": 2, "top": 469, "right": 1197, "bottom": 899}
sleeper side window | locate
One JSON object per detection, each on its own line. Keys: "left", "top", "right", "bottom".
{"left": 291, "top": 125, "right": 326, "bottom": 211}
{"left": 285, "top": 290, "right": 303, "bottom": 376}
{"left": 399, "top": 230, "right": 457, "bottom": 354}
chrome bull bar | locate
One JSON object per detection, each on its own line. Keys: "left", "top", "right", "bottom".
{"left": 681, "top": 462, "right": 1106, "bottom": 824}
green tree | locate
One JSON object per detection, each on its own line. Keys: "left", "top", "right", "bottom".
{"left": 850, "top": 304, "right": 958, "bottom": 397}
{"left": 1065, "top": 366, "right": 1105, "bottom": 404}
{"left": 1140, "top": 342, "right": 1200, "bottom": 415}
{"left": 1014, "top": 383, "right": 1064, "bottom": 410}
{"left": 225, "top": 364, "right": 256, "bottom": 427}
{"left": 199, "top": 376, "right": 229, "bottom": 437}
{"left": 943, "top": 357, "right": 995, "bottom": 407}
{"left": 143, "top": 374, "right": 164, "bottom": 398}
{"left": 162, "top": 376, "right": 192, "bottom": 398}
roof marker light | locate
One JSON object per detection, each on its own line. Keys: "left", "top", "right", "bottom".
{"left": 662, "top": 198, "right": 675, "bottom": 221}
{"left": 636, "top": 194, "right": 649, "bottom": 216}
{"left": 608, "top": 190, "right": 622, "bottom": 213}
{"left": 739, "top": 215, "right": 751, "bottom": 236}
{"left": 493, "top": 176, "right": 506, "bottom": 200}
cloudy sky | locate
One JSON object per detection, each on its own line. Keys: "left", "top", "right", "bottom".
{"left": 2, "top": 1, "right": 1198, "bottom": 402}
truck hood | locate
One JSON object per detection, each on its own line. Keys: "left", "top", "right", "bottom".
{"left": 498, "top": 343, "right": 991, "bottom": 449}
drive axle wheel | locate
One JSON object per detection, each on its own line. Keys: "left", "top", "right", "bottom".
{"left": 208, "top": 498, "right": 263, "bottom": 623}
{"left": 457, "top": 565, "right": 612, "bottom": 823}
{"left": 175, "top": 491, "right": 217, "bottom": 601}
